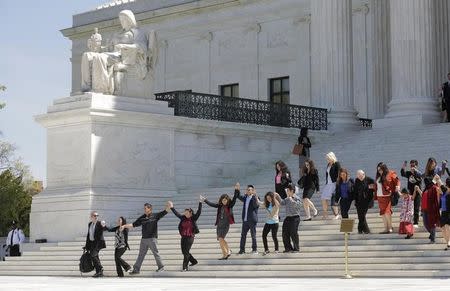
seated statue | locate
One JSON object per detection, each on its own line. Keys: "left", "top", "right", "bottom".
{"left": 81, "top": 10, "right": 158, "bottom": 98}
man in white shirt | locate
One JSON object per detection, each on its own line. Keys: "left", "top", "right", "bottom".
{"left": 6, "top": 221, "right": 25, "bottom": 257}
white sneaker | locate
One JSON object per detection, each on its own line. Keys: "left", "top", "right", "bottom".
{"left": 313, "top": 209, "right": 319, "bottom": 217}
{"left": 413, "top": 224, "right": 419, "bottom": 229}
{"left": 334, "top": 215, "right": 341, "bottom": 220}
{"left": 251, "top": 251, "right": 258, "bottom": 255}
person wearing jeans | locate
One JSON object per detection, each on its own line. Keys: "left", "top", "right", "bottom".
{"left": 281, "top": 184, "right": 302, "bottom": 253}
{"left": 122, "top": 202, "right": 171, "bottom": 274}
{"left": 235, "top": 184, "right": 259, "bottom": 254}
{"left": 257, "top": 191, "right": 280, "bottom": 255}
{"left": 169, "top": 199, "right": 202, "bottom": 271}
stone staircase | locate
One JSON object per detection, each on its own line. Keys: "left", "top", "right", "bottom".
{"left": 1, "top": 122, "right": 450, "bottom": 277}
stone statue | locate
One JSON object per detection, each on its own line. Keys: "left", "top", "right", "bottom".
{"left": 81, "top": 10, "right": 158, "bottom": 98}
{"left": 87, "top": 28, "right": 102, "bottom": 53}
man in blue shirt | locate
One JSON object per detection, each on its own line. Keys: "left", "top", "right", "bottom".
{"left": 235, "top": 183, "right": 259, "bottom": 254}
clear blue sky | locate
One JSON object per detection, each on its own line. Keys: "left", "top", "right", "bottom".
{"left": 0, "top": 1, "right": 106, "bottom": 183}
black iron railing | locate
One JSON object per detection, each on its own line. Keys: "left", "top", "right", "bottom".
{"left": 155, "top": 91, "right": 328, "bottom": 130}
{"left": 359, "top": 118, "right": 373, "bottom": 129}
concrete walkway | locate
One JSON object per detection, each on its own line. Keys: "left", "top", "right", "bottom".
{"left": 2, "top": 277, "right": 449, "bottom": 291}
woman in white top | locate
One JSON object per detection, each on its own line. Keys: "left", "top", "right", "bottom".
{"left": 321, "top": 152, "right": 341, "bottom": 219}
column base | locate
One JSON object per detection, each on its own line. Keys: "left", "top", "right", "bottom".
{"left": 327, "top": 109, "right": 360, "bottom": 132}
{"left": 375, "top": 97, "right": 441, "bottom": 128}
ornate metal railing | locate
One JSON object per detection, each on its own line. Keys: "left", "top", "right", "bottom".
{"left": 359, "top": 118, "right": 373, "bottom": 129}
{"left": 155, "top": 91, "right": 328, "bottom": 130}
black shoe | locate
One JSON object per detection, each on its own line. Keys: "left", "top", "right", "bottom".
{"left": 358, "top": 231, "right": 363, "bottom": 234}
{"left": 218, "top": 256, "right": 228, "bottom": 260}
{"left": 290, "top": 250, "right": 300, "bottom": 253}
{"left": 92, "top": 271, "right": 103, "bottom": 278}
{"left": 156, "top": 266, "right": 165, "bottom": 272}
{"left": 129, "top": 269, "right": 140, "bottom": 275}
{"left": 405, "top": 234, "right": 413, "bottom": 239}
{"left": 303, "top": 218, "right": 312, "bottom": 221}
{"left": 237, "top": 251, "right": 245, "bottom": 255}
{"left": 282, "top": 250, "right": 292, "bottom": 253}
{"left": 124, "top": 266, "right": 131, "bottom": 272}
{"left": 189, "top": 261, "right": 198, "bottom": 267}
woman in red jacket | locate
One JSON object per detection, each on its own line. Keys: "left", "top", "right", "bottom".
{"left": 374, "top": 163, "right": 400, "bottom": 234}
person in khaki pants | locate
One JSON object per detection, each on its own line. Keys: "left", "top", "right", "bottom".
{"left": 122, "top": 202, "right": 171, "bottom": 274}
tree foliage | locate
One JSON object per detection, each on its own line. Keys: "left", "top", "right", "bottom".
{"left": 0, "top": 140, "right": 34, "bottom": 236}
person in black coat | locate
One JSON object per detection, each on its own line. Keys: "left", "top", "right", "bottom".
{"left": 354, "top": 170, "right": 375, "bottom": 234}
{"left": 106, "top": 216, "right": 131, "bottom": 277}
{"left": 334, "top": 168, "right": 354, "bottom": 219}
{"left": 235, "top": 183, "right": 259, "bottom": 254}
{"left": 275, "top": 160, "right": 292, "bottom": 199}
{"left": 84, "top": 211, "right": 106, "bottom": 277}
{"left": 169, "top": 199, "right": 202, "bottom": 271}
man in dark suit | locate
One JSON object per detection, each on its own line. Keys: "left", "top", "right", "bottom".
{"left": 442, "top": 73, "right": 450, "bottom": 122}
{"left": 84, "top": 211, "right": 106, "bottom": 278}
{"left": 354, "top": 170, "right": 375, "bottom": 234}
{"left": 235, "top": 183, "right": 259, "bottom": 254}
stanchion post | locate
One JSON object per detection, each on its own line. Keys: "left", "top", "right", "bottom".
{"left": 340, "top": 219, "right": 355, "bottom": 279}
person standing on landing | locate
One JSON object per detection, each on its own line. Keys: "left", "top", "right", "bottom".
{"left": 5, "top": 221, "right": 25, "bottom": 257}
{"left": 297, "top": 127, "right": 312, "bottom": 178}
{"left": 235, "top": 183, "right": 259, "bottom": 255}
{"left": 122, "top": 202, "right": 171, "bottom": 274}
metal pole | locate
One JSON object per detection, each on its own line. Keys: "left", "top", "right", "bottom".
{"left": 344, "top": 232, "right": 353, "bottom": 279}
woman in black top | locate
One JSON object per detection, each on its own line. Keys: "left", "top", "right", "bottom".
{"left": 299, "top": 159, "right": 319, "bottom": 221}
{"left": 107, "top": 216, "right": 130, "bottom": 277}
{"left": 297, "top": 128, "right": 312, "bottom": 178}
{"left": 275, "top": 161, "right": 292, "bottom": 199}
{"left": 169, "top": 200, "right": 202, "bottom": 271}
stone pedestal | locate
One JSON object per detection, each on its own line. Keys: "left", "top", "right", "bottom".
{"left": 385, "top": 0, "right": 440, "bottom": 123}
{"left": 310, "top": 0, "right": 359, "bottom": 131}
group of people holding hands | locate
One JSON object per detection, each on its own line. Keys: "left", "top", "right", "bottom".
{"left": 83, "top": 181, "right": 303, "bottom": 278}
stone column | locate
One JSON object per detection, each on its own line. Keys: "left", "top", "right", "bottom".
{"left": 311, "top": 0, "right": 359, "bottom": 130}
{"left": 385, "top": 0, "right": 440, "bottom": 123}
{"left": 367, "top": 0, "right": 391, "bottom": 119}
{"left": 434, "top": 0, "right": 449, "bottom": 85}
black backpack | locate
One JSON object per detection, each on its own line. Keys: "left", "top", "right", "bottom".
{"left": 79, "top": 250, "right": 94, "bottom": 273}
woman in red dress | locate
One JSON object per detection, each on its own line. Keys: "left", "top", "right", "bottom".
{"left": 374, "top": 163, "right": 401, "bottom": 234}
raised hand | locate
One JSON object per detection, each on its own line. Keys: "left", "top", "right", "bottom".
{"left": 100, "top": 220, "right": 106, "bottom": 227}
{"left": 167, "top": 201, "right": 174, "bottom": 209}
{"left": 199, "top": 195, "right": 206, "bottom": 202}
{"left": 235, "top": 182, "right": 240, "bottom": 191}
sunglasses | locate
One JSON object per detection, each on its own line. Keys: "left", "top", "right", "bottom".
{"left": 92, "top": 214, "right": 98, "bottom": 217}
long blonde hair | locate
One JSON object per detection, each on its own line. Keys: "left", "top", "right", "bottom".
{"left": 326, "top": 152, "right": 338, "bottom": 164}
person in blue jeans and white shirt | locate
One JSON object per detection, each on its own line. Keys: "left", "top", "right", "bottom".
{"left": 235, "top": 183, "right": 259, "bottom": 255}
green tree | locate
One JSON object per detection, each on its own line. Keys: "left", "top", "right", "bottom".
{"left": 0, "top": 140, "right": 34, "bottom": 236}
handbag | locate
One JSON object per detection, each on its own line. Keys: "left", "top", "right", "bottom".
{"left": 79, "top": 249, "right": 94, "bottom": 273}
{"left": 391, "top": 191, "right": 400, "bottom": 206}
{"left": 292, "top": 143, "right": 304, "bottom": 155}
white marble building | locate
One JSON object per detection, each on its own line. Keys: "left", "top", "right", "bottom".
{"left": 63, "top": 0, "right": 450, "bottom": 124}
{"left": 31, "top": 0, "right": 450, "bottom": 242}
